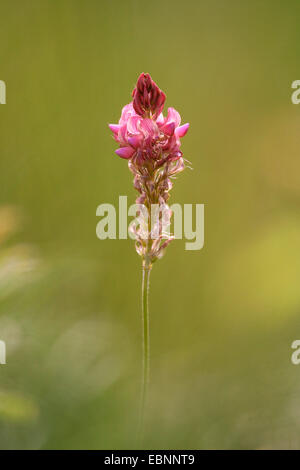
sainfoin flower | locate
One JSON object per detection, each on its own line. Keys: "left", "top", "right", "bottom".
{"left": 109, "top": 73, "right": 190, "bottom": 266}
{"left": 109, "top": 73, "right": 190, "bottom": 440}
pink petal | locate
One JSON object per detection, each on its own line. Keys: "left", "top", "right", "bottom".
{"left": 119, "top": 124, "right": 127, "bottom": 143}
{"left": 128, "top": 135, "right": 142, "bottom": 148}
{"left": 166, "top": 107, "right": 181, "bottom": 127}
{"left": 175, "top": 123, "right": 189, "bottom": 138}
{"left": 156, "top": 113, "right": 165, "bottom": 126}
{"left": 126, "top": 115, "right": 140, "bottom": 134}
{"left": 115, "top": 147, "right": 135, "bottom": 159}
{"left": 168, "top": 150, "right": 183, "bottom": 161}
{"left": 109, "top": 124, "right": 120, "bottom": 134}
{"left": 163, "top": 121, "right": 175, "bottom": 136}
{"left": 139, "top": 118, "right": 158, "bottom": 138}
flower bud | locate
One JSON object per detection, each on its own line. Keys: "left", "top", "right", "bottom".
{"left": 132, "top": 73, "right": 166, "bottom": 119}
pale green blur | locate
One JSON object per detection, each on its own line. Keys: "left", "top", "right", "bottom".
{"left": 0, "top": 0, "right": 300, "bottom": 449}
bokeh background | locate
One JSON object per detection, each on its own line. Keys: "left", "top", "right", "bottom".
{"left": 0, "top": 0, "right": 300, "bottom": 449}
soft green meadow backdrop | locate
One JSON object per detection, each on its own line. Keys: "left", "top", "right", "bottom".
{"left": 0, "top": 0, "right": 300, "bottom": 449}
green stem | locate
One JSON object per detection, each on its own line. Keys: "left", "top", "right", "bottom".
{"left": 138, "top": 262, "right": 151, "bottom": 443}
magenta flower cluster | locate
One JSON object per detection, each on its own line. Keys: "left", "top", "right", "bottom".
{"left": 109, "top": 73, "right": 189, "bottom": 166}
{"left": 109, "top": 73, "right": 190, "bottom": 266}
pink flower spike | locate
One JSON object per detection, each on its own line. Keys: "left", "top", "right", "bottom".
{"left": 175, "top": 123, "right": 190, "bottom": 138}
{"left": 109, "top": 124, "right": 120, "bottom": 134}
{"left": 115, "top": 147, "right": 135, "bottom": 159}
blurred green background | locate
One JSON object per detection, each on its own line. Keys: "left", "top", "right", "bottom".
{"left": 0, "top": 0, "right": 300, "bottom": 449}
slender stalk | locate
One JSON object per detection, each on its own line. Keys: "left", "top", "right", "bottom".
{"left": 138, "top": 262, "right": 151, "bottom": 443}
